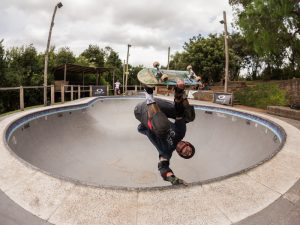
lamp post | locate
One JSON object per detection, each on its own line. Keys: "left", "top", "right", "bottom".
{"left": 43, "top": 2, "right": 63, "bottom": 106}
{"left": 220, "top": 10, "right": 229, "bottom": 93}
{"left": 125, "top": 44, "right": 131, "bottom": 94}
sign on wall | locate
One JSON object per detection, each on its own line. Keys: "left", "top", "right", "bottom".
{"left": 92, "top": 86, "right": 107, "bottom": 96}
{"left": 213, "top": 92, "right": 233, "bottom": 106}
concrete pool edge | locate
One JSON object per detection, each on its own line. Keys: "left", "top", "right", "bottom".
{"left": 0, "top": 96, "right": 299, "bottom": 225}
{"left": 3, "top": 96, "right": 287, "bottom": 190}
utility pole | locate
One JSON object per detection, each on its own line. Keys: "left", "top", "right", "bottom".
{"left": 221, "top": 10, "right": 229, "bottom": 93}
{"left": 43, "top": 2, "right": 63, "bottom": 106}
{"left": 167, "top": 46, "right": 170, "bottom": 70}
{"left": 125, "top": 44, "right": 131, "bottom": 94}
{"left": 122, "top": 60, "right": 125, "bottom": 94}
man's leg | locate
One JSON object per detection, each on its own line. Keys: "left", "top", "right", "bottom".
{"left": 133, "top": 87, "right": 171, "bottom": 137}
{"left": 174, "top": 81, "right": 195, "bottom": 123}
{"left": 154, "top": 98, "right": 176, "bottom": 119}
{"left": 153, "top": 82, "right": 195, "bottom": 122}
{"left": 144, "top": 87, "right": 170, "bottom": 137}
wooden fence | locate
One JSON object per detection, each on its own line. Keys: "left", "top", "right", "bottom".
{"left": 0, "top": 84, "right": 142, "bottom": 111}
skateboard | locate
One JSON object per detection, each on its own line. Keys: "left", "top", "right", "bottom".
{"left": 137, "top": 68, "right": 199, "bottom": 87}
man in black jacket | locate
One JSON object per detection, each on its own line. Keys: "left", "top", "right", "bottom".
{"left": 134, "top": 80, "right": 195, "bottom": 185}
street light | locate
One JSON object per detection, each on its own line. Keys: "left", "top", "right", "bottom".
{"left": 220, "top": 10, "right": 229, "bottom": 93}
{"left": 125, "top": 44, "right": 131, "bottom": 94}
{"left": 43, "top": 2, "right": 63, "bottom": 106}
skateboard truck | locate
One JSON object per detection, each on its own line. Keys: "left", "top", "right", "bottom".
{"left": 153, "top": 61, "right": 168, "bottom": 82}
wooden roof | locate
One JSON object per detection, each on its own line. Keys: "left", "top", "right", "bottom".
{"left": 54, "top": 64, "right": 114, "bottom": 74}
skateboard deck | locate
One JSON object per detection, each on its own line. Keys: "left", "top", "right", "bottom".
{"left": 137, "top": 68, "right": 199, "bottom": 87}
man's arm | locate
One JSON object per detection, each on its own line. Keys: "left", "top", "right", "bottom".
{"left": 158, "top": 157, "right": 187, "bottom": 185}
{"left": 174, "top": 81, "right": 195, "bottom": 123}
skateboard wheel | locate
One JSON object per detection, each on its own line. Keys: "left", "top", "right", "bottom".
{"left": 153, "top": 61, "right": 160, "bottom": 68}
{"left": 161, "top": 74, "right": 168, "bottom": 81}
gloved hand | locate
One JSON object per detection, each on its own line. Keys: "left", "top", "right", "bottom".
{"left": 174, "top": 80, "right": 185, "bottom": 102}
{"left": 165, "top": 175, "right": 188, "bottom": 185}
{"left": 176, "top": 80, "right": 185, "bottom": 90}
{"left": 144, "top": 86, "right": 154, "bottom": 94}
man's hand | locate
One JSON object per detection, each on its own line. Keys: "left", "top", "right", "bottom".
{"left": 165, "top": 175, "right": 188, "bottom": 186}
{"left": 176, "top": 80, "right": 185, "bottom": 90}
{"left": 174, "top": 80, "right": 186, "bottom": 102}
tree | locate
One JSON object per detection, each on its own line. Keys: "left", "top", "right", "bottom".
{"left": 80, "top": 44, "right": 105, "bottom": 67}
{"left": 230, "top": 0, "right": 300, "bottom": 79}
{"left": 0, "top": 39, "right": 6, "bottom": 86}
{"left": 75, "top": 55, "right": 90, "bottom": 66}
{"left": 55, "top": 47, "right": 76, "bottom": 65}
{"left": 169, "top": 51, "right": 189, "bottom": 70}
{"left": 4, "top": 44, "right": 46, "bottom": 86}
{"left": 128, "top": 65, "right": 143, "bottom": 85}
{"left": 1, "top": 44, "right": 43, "bottom": 112}
{"left": 104, "top": 46, "right": 123, "bottom": 86}
{"left": 169, "top": 34, "right": 243, "bottom": 83}
{"left": 229, "top": 32, "right": 262, "bottom": 80}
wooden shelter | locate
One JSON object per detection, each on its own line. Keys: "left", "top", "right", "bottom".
{"left": 53, "top": 64, "right": 114, "bottom": 91}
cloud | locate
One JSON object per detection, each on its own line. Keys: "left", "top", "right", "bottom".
{"left": 0, "top": 0, "right": 233, "bottom": 67}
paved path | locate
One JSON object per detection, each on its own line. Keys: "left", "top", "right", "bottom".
{"left": 234, "top": 115, "right": 300, "bottom": 225}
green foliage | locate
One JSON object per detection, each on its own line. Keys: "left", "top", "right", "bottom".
{"left": 4, "top": 44, "right": 42, "bottom": 86}
{"left": 80, "top": 44, "right": 105, "bottom": 67}
{"left": 0, "top": 40, "right": 124, "bottom": 114}
{"left": 75, "top": 55, "right": 90, "bottom": 66}
{"left": 103, "top": 46, "right": 123, "bottom": 86}
{"left": 234, "top": 83, "right": 287, "bottom": 109}
{"left": 230, "top": 0, "right": 300, "bottom": 79}
{"left": 98, "top": 76, "right": 109, "bottom": 85}
{"left": 0, "top": 39, "right": 7, "bottom": 86}
{"left": 128, "top": 65, "right": 143, "bottom": 85}
{"left": 169, "top": 33, "right": 244, "bottom": 83}
{"left": 55, "top": 47, "right": 76, "bottom": 65}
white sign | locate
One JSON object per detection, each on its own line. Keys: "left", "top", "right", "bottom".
{"left": 213, "top": 92, "right": 233, "bottom": 106}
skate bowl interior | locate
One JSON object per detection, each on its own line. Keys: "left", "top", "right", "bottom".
{"left": 5, "top": 97, "right": 286, "bottom": 189}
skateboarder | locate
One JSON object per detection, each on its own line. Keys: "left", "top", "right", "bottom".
{"left": 134, "top": 80, "right": 195, "bottom": 185}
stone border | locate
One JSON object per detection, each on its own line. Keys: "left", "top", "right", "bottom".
{"left": 0, "top": 97, "right": 299, "bottom": 225}
{"left": 267, "top": 106, "right": 300, "bottom": 120}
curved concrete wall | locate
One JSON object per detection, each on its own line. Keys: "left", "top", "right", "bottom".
{"left": 6, "top": 97, "right": 285, "bottom": 188}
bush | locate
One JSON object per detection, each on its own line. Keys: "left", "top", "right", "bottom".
{"left": 234, "top": 83, "right": 287, "bottom": 109}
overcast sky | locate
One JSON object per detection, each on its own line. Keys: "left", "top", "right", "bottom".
{"left": 0, "top": 0, "right": 233, "bottom": 67}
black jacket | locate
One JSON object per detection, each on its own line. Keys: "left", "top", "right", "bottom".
{"left": 137, "top": 118, "right": 186, "bottom": 160}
